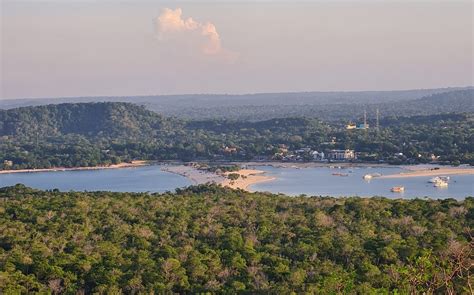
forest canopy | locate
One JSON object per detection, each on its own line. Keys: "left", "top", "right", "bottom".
{"left": 0, "top": 184, "right": 472, "bottom": 293}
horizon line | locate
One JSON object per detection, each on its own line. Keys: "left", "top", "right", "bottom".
{"left": 1, "top": 85, "right": 473, "bottom": 101}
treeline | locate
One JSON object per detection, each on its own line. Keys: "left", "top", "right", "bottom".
{"left": 148, "top": 89, "right": 474, "bottom": 121}
{"left": 0, "top": 184, "right": 472, "bottom": 293}
{"left": 1, "top": 102, "right": 473, "bottom": 170}
{"left": 2, "top": 89, "right": 472, "bottom": 122}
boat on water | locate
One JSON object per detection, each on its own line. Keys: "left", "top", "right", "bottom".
{"left": 434, "top": 180, "right": 448, "bottom": 187}
{"left": 363, "top": 173, "right": 381, "bottom": 180}
{"left": 439, "top": 176, "right": 450, "bottom": 182}
{"left": 332, "top": 173, "right": 349, "bottom": 177}
{"left": 428, "top": 176, "right": 441, "bottom": 183}
{"left": 390, "top": 186, "right": 405, "bottom": 193}
{"left": 429, "top": 176, "right": 450, "bottom": 183}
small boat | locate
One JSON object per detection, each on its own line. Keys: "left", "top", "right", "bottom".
{"left": 434, "top": 180, "right": 448, "bottom": 187}
{"left": 363, "top": 173, "right": 381, "bottom": 180}
{"left": 429, "top": 176, "right": 450, "bottom": 183}
{"left": 332, "top": 173, "right": 349, "bottom": 176}
{"left": 428, "top": 177, "right": 441, "bottom": 183}
{"left": 439, "top": 176, "right": 450, "bottom": 182}
{"left": 363, "top": 174, "right": 373, "bottom": 180}
{"left": 391, "top": 186, "right": 405, "bottom": 193}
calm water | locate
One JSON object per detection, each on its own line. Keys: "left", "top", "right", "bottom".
{"left": 1, "top": 165, "right": 472, "bottom": 199}
{"left": 250, "top": 166, "right": 473, "bottom": 199}
{"left": 0, "top": 166, "right": 191, "bottom": 193}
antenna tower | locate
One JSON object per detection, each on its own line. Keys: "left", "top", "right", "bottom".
{"left": 376, "top": 108, "right": 380, "bottom": 131}
{"left": 364, "top": 110, "right": 367, "bottom": 129}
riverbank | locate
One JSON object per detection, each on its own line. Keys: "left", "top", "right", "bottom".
{"left": 161, "top": 165, "right": 275, "bottom": 191}
{"left": 239, "top": 162, "right": 474, "bottom": 179}
{"left": 160, "top": 165, "right": 225, "bottom": 185}
{"left": 3, "top": 160, "right": 473, "bottom": 183}
{"left": 0, "top": 160, "right": 149, "bottom": 174}
{"left": 221, "top": 169, "right": 276, "bottom": 191}
{"left": 379, "top": 165, "right": 474, "bottom": 179}
{"left": 235, "top": 161, "right": 393, "bottom": 169}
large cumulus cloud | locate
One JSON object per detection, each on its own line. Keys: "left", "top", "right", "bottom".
{"left": 155, "top": 8, "right": 237, "bottom": 62}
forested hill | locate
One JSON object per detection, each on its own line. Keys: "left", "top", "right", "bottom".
{"left": 0, "top": 102, "right": 182, "bottom": 138}
{"left": 0, "top": 184, "right": 472, "bottom": 293}
{"left": 2, "top": 102, "right": 470, "bottom": 137}
{"left": 1, "top": 102, "right": 473, "bottom": 169}
{"left": 390, "top": 89, "right": 474, "bottom": 116}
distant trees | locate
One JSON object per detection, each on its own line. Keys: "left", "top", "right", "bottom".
{"left": 1, "top": 103, "right": 473, "bottom": 169}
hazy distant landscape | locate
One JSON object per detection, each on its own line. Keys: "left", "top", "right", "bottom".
{"left": 1, "top": 1, "right": 473, "bottom": 293}
{"left": 2, "top": 87, "right": 472, "bottom": 121}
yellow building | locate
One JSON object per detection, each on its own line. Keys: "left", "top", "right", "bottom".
{"left": 346, "top": 123, "right": 356, "bottom": 130}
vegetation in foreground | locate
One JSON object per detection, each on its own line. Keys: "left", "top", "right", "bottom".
{"left": 0, "top": 184, "right": 472, "bottom": 294}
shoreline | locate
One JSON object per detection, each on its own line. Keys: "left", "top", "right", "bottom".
{"left": 0, "top": 160, "right": 391, "bottom": 175}
{"left": 221, "top": 169, "right": 276, "bottom": 191}
{"left": 235, "top": 161, "right": 394, "bottom": 169}
{"left": 161, "top": 165, "right": 276, "bottom": 191}
{"left": 161, "top": 165, "right": 225, "bottom": 185}
{"left": 0, "top": 160, "right": 148, "bottom": 174}
{"left": 2, "top": 160, "right": 473, "bottom": 183}
{"left": 378, "top": 166, "right": 474, "bottom": 179}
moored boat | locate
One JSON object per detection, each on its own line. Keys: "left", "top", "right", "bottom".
{"left": 363, "top": 174, "right": 373, "bottom": 180}
{"left": 363, "top": 173, "right": 381, "bottom": 180}
{"left": 429, "top": 176, "right": 450, "bottom": 183}
{"left": 428, "top": 176, "right": 441, "bottom": 183}
{"left": 390, "top": 186, "right": 405, "bottom": 193}
{"left": 439, "top": 176, "right": 450, "bottom": 182}
{"left": 434, "top": 180, "right": 448, "bottom": 187}
{"left": 332, "top": 173, "right": 349, "bottom": 176}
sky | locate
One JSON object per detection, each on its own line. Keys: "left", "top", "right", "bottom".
{"left": 1, "top": 0, "right": 473, "bottom": 99}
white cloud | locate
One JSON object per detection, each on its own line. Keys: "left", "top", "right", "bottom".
{"left": 155, "top": 8, "right": 237, "bottom": 62}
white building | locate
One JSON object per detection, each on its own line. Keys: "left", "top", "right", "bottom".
{"left": 327, "top": 149, "right": 355, "bottom": 161}
{"left": 312, "top": 151, "right": 325, "bottom": 161}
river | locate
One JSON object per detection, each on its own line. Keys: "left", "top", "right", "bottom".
{"left": 1, "top": 164, "right": 472, "bottom": 199}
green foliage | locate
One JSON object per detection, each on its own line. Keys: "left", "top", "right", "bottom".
{"left": 1, "top": 102, "right": 473, "bottom": 170}
{"left": 0, "top": 185, "right": 472, "bottom": 293}
{"left": 227, "top": 173, "right": 240, "bottom": 180}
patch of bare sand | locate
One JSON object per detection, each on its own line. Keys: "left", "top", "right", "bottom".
{"left": 0, "top": 160, "right": 148, "bottom": 174}
{"left": 380, "top": 166, "right": 474, "bottom": 179}
{"left": 161, "top": 166, "right": 275, "bottom": 191}
{"left": 161, "top": 165, "right": 225, "bottom": 185}
{"left": 221, "top": 169, "right": 276, "bottom": 191}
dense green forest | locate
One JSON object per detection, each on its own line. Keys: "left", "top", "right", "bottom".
{"left": 0, "top": 184, "right": 472, "bottom": 293}
{"left": 1, "top": 102, "right": 473, "bottom": 170}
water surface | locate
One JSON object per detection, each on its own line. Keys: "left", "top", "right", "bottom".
{"left": 1, "top": 165, "right": 472, "bottom": 199}
{"left": 0, "top": 165, "right": 191, "bottom": 193}
{"left": 250, "top": 166, "right": 473, "bottom": 199}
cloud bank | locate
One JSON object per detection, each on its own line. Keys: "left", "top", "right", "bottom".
{"left": 155, "top": 8, "right": 237, "bottom": 62}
